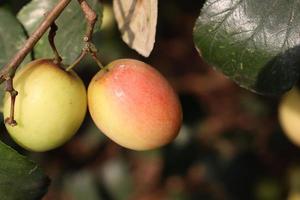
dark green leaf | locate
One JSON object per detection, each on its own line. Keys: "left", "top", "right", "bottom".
{"left": 0, "top": 141, "right": 49, "bottom": 200}
{"left": 0, "top": 6, "right": 30, "bottom": 109}
{"left": 193, "top": 0, "right": 300, "bottom": 95}
{"left": 18, "top": 0, "right": 103, "bottom": 65}
{"left": 0, "top": 7, "right": 29, "bottom": 67}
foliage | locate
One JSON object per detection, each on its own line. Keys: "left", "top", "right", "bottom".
{"left": 194, "top": 0, "right": 300, "bottom": 95}
{"left": 0, "top": 140, "right": 49, "bottom": 200}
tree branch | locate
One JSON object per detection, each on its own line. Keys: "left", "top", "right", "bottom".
{"left": 66, "top": 0, "right": 103, "bottom": 71}
{"left": 79, "top": 0, "right": 103, "bottom": 68}
{"left": 0, "top": 0, "right": 72, "bottom": 83}
{"left": 78, "top": 0, "right": 97, "bottom": 42}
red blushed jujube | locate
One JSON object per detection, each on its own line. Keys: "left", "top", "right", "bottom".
{"left": 88, "top": 59, "right": 182, "bottom": 150}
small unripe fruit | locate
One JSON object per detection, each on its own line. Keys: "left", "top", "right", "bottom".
{"left": 3, "top": 59, "right": 87, "bottom": 152}
{"left": 279, "top": 88, "right": 300, "bottom": 146}
{"left": 88, "top": 59, "right": 182, "bottom": 150}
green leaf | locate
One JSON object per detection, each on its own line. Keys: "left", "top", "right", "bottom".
{"left": 18, "top": 0, "right": 103, "bottom": 65}
{"left": 0, "top": 141, "right": 49, "bottom": 200}
{"left": 193, "top": 0, "right": 300, "bottom": 95}
{"left": 0, "top": 7, "right": 29, "bottom": 67}
{"left": 0, "top": 6, "right": 30, "bottom": 110}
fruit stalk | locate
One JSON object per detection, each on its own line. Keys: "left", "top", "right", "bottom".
{"left": 48, "top": 22, "right": 62, "bottom": 64}
{"left": 4, "top": 78, "right": 17, "bottom": 126}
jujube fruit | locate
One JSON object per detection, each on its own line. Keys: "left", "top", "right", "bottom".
{"left": 88, "top": 59, "right": 182, "bottom": 150}
{"left": 3, "top": 59, "right": 87, "bottom": 152}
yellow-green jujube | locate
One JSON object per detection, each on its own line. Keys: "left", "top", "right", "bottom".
{"left": 3, "top": 59, "right": 87, "bottom": 152}
{"left": 88, "top": 59, "right": 182, "bottom": 150}
{"left": 279, "top": 88, "right": 300, "bottom": 146}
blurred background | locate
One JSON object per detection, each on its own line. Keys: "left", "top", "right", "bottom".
{"left": 2, "top": 0, "right": 300, "bottom": 199}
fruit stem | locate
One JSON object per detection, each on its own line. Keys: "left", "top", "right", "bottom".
{"left": 66, "top": 50, "right": 87, "bottom": 72}
{"left": 4, "top": 78, "right": 18, "bottom": 126}
{"left": 88, "top": 42, "right": 103, "bottom": 69}
{"left": 65, "top": 41, "right": 104, "bottom": 71}
{"left": 90, "top": 50, "right": 104, "bottom": 69}
{"left": 48, "top": 22, "right": 63, "bottom": 64}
